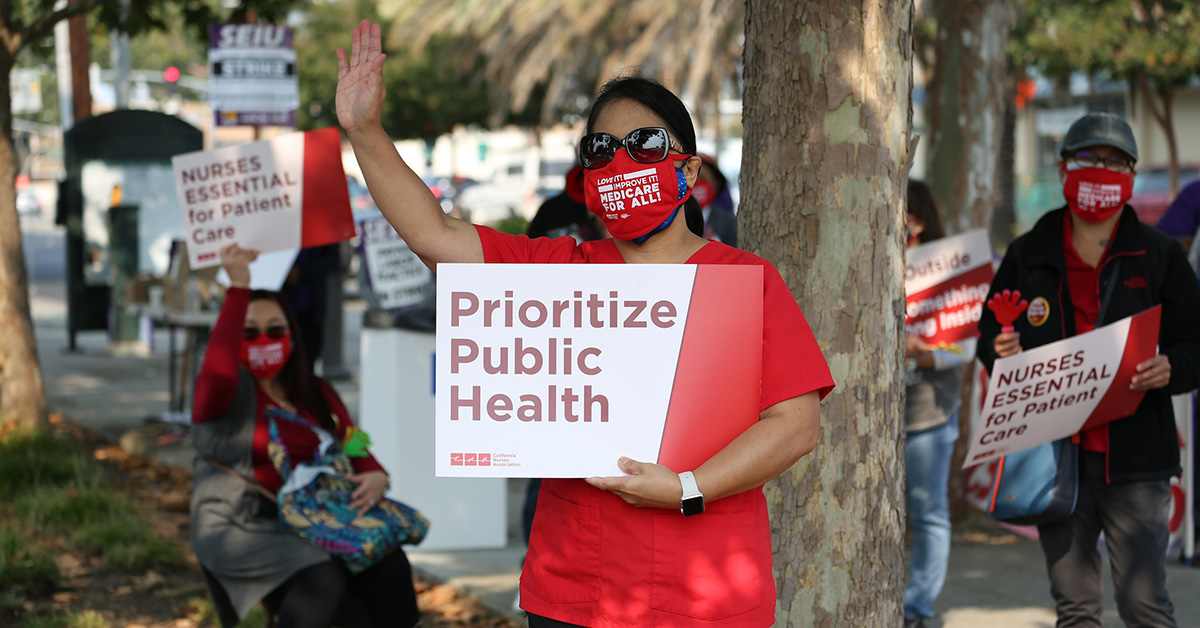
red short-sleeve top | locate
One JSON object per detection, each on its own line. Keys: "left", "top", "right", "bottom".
{"left": 475, "top": 226, "right": 833, "bottom": 627}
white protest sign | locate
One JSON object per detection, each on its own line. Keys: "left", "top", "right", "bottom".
{"left": 436, "top": 264, "right": 763, "bottom": 478}
{"left": 964, "top": 307, "right": 1161, "bottom": 468}
{"left": 172, "top": 128, "right": 355, "bottom": 269}
{"left": 905, "top": 229, "right": 994, "bottom": 346}
{"left": 173, "top": 135, "right": 303, "bottom": 268}
{"left": 359, "top": 216, "right": 432, "bottom": 310}
{"left": 215, "top": 248, "right": 299, "bottom": 291}
{"left": 208, "top": 24, "right": 298, "bottom": 127}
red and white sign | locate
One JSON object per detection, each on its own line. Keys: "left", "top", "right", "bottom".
{"left": 172, "top": 127, "right": 355, "bottom": 268}
{"left": 905, "top": 230, "right": 994, "bottom": 346}
{"left": 964, "top": 306, "right": 1162, "bottom": 468}
{"left": 435, "top": 264, "right": 763, "bottom": 478}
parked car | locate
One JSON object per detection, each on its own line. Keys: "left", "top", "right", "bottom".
{"left": 1130, "top": 164, "right": 1200, "bottom": 227}
{"left": 422, "top": 175, "right": 479, "bottom": 217}
{"left": 16, "top": 190, "right": 40, "bottom": 215}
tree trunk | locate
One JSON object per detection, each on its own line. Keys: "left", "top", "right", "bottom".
{"left": 924, "top": 0, "right": 1011, "bottom": 525}
{"left": 992, "top": 73, "right": 1018, "bottom": 250}
{"left": 0, "top": 55, "right": 48, "bottom": 431}
{"left": 925, "top": 0, "right": 1013, "bottom": 234}
{"left": 1135, "top": 76, "right": 1180, "bottom": 200}
{"left": 742, "top": 2, "right": 912, "bottom": 624}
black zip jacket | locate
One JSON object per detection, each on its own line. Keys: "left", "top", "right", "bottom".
{"left": 976, "top": 206, "right": 1200, "bottom": 483}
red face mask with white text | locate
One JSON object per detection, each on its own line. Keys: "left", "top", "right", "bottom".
{"left": 1062, "top": 167, "right": 1133, "bottom": 223}
{"left": 241, "top": 334, "right": 293, "bottom": 380}
{"left": 584, "top": 150, "right": 692, "bottom": 242}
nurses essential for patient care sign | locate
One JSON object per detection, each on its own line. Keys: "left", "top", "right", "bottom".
{"left": 963, "top": 306, "right": 1162, "bottom": 468}
{"left": 436, "top": 264, "right": 763, "bottom": 478}
{"left": 172, "top": 127, "right": 355, "bottom": 268}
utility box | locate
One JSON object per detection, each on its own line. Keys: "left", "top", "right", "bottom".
{"left": 60, "top": 110, "right": 202, "bottom": 348}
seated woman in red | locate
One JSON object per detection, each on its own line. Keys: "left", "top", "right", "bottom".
{"left": 337, "top": 20, "right": 834, "bottom": 627}
{"left": 189, "top": 244, "right": 419, "bottom": 628}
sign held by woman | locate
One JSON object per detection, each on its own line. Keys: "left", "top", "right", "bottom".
{"left": 436, "top": 264, "right": 763, "bottom": 478}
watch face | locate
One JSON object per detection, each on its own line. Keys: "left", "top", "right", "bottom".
{"left": 681, "top": 496, "right": 705, "bottom": 517}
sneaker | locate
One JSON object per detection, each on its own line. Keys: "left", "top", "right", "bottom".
{"left": 903, "top": 617, "right": 926, "bottom": 628}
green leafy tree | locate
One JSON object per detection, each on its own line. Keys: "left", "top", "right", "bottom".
{"left": 0, "top": 0, "right": 300, "bottom": 431}
{"left": 1017, "top": 0, "right": 1200, "bottom": 196}
{"left": 379, "top": 0, "right": 744, "bottom": 127}
{"left": 292, "top": 0, "right": 493, "bottom": 140}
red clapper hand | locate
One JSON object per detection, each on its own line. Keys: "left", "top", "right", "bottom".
{"left": 987, "top": 289, "right": 1028, "bottom": 333}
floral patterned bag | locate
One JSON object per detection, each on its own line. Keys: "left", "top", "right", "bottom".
{"left": 266, "top": 406, "right": 429, "bottom": 574}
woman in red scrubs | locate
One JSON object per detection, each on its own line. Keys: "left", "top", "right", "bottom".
{"left": 336, "top": 20, "right": 834, "bottom": 627}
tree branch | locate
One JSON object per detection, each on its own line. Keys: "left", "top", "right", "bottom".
{"left": 1138, "top": 74, "right": 1168, "bottom": 128}
{"left": 10, "top": 0, "right": 105, "bottom": 56}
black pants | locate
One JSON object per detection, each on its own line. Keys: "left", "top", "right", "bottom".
{"left": 266, "top": 550, "right": 420, "bottom": 628}
{"left": 1036, "top": 452, "right": 1176, "bottom": 627}
{"left": 527, "top": 613, "right": 587, "bottom": 628}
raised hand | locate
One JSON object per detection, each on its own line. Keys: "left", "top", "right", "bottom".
{"left": 987, "top": 289, "right": 1028, "bottom": 333}
{"left": 336, "top": 19, "right": 387, "bottom": 134}
{"left": 219, "top": 244, "right": 259, "bottom": 288}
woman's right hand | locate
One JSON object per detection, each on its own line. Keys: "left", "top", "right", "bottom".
{"left": 335, "top": 19, "right": 386, "bottom": 135}
{"left": 994, "top": 331, "right": 1022, "bottom": 358}
{"left": 220, "top": 244, "right": 258, "bottom": 289}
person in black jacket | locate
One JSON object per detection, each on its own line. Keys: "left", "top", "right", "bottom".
{"left": 977, "top": 112, "right": 1200, "bottom": 628}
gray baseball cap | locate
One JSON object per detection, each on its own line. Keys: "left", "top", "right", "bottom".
{"left": 1060, "top": 112, "right": 1138, "bottom": 162}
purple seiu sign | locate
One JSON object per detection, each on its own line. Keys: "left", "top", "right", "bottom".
{"left": 208, "top": 24, "right": 298, "bottom": 127}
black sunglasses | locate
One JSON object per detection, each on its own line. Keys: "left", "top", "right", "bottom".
{"left": 244, "top": 325, "right": 289, "bottom": 342}
{"left": 579, "top": 127, "right": 684, "bottom": 169}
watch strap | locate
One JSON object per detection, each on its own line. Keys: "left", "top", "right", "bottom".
{"left": 678, "top": 471, "right": 704, "bottom": 516}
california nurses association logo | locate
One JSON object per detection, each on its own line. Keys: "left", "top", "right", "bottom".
{"left": 1027, "top": 296, "right": 1050, "bottom": 327}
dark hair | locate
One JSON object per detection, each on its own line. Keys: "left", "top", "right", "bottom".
{"left": 586, "top": 76, "right": 704, "bottom": 237}
{"left": 248, "top": 290, "right": 334, "bottom": 431}
{"left": 698, "top": 154, "right": 729, "bottom": 193}
{"left": 906, "top": 180, "right": 945, "bottom": 244}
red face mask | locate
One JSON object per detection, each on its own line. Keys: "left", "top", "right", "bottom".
{"left": 692, "top": 179, "right": 716, "bottom": 209}
{"left": 241, "top": 333, "right": 293, "bottom": 380}
{"left": 1063, "top": 167, "right": 1132, "bottom": 223}
{"left": 584, "top": 150, "right": 692, "bottom": 242}
{"left": 564, "top": 165, "right": 587, "bottom": 204}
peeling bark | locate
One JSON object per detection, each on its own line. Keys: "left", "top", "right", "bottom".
{"left": 742, "top": 2, "right": 912, "bottom": 624}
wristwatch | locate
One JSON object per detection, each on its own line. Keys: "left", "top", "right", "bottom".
{"left": 678, "top": 471, "right": 705, "bottom": 516}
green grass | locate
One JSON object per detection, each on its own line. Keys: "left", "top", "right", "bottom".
{"left": 0, "top": 431, "right": 87, "bottom": 501}
{"left": 0, "top": 427, "right": 186, "bottom": 621}
{"left": 21, "top": 610, "right": 111, "bottom": 628}
{"left": 12, "top": 486, "right": 124, "bottom": 529}
{"left": 0, "top": 526, "right": 61, "bottom": 599}
{"left": 70, "top": 518, "right": 184, "bottom": 569}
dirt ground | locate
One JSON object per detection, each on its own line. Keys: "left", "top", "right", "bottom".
{"left": 13, "top": 419, "right": 521, "bottom": 628}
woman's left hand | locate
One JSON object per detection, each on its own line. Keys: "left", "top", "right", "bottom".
{"left": 1131, "top": 354, "right": 1171, "bottom": 391}
{"left": 585, "top": 457, "right": 683, "bottom": 510}
{"left": 348, "top": 471, "right": 389, "bottom": 517}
